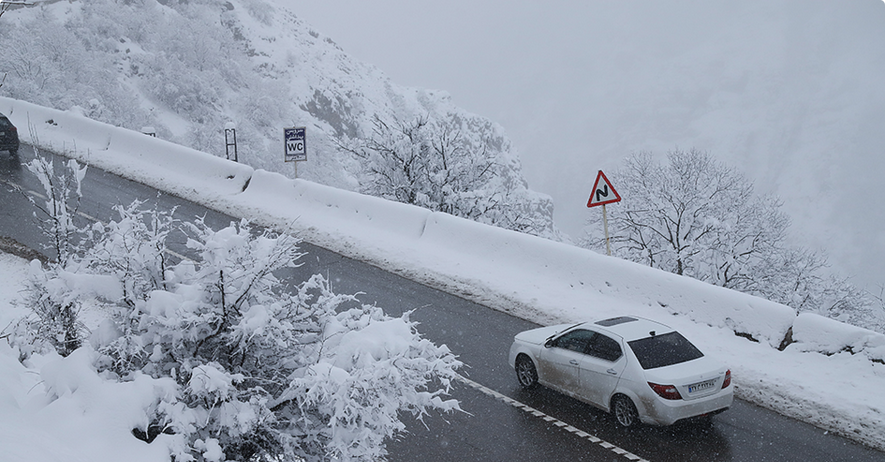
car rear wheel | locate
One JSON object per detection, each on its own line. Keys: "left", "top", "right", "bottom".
{"left": 515, "top": 355, "right": 538, "bottom": 389}
{"left": 612, "top": 394, "right": 639, "bottom": 427}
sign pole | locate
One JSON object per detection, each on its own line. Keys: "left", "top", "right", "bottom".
{"left": 587, "top": 170, "right": 621, "bottom": 257}
{"left": 603, "top": 203, "right": 611, "bottom": 256}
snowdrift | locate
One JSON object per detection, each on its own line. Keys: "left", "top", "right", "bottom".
{"left": 5, "top": 96, "right": 873, "bottom": 355}
{"left": 0, "top": 99, "right": 252, "bottom": 200}
{"left": 3, "top": 97, "right": 885, "bottom": 449}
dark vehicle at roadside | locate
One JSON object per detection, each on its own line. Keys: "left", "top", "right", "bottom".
{"left": 0, "top": 113, "right": 20, "bottom": 157}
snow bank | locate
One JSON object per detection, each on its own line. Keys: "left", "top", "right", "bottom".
{"left": 3, "top": 96, "right": 884, "bottom": 449}
{"left": 791, "top": 313, "right": 885, "bottom": 363}
{"left": 0, "top": 94, "right": 855, "bottom": 359}
{"left": 420, "top": 212, "right": 796, "bottom": 347}
{"left": 0, "top": 98, "right": 252, "bottom": 201}
{"left": 233, "top": 169, "right": 432, "bottom": 243}
{"left": 0, "top": 342, "right": 175, "bottom": 462}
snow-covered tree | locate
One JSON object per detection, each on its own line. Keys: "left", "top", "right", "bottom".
{"left": 583, "top": 149, "right": 790, "bottom": 281}
{"left": 18, "top": 160, "right": 462, "bottom": 461}
{"left": 106, "top": 218, "right": 461, "bottom": 461}
{"left": 582, "top": 149, "right": 880, "bottom": 331}
{"left": 340, "top": 113, "right": 560, "bottom": 239}
{"left": 0, "top": 0, "right": 16, "bottom": 88}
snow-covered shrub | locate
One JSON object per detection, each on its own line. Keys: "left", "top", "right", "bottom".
{"left": 16, "top": 156, "right": 90, "bottom": 356}
{"left": 18, "top": 170, "right": 462, "bottom": 461}
{"left": 110, "top": 218, "right": 460, "bottom": 461}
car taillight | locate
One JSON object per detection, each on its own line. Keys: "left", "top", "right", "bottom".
{"left": 722, "top": 369, "right": 731, "bottom": 389}
{"left": 648, "top": 382, "right": 682, "bottom": 400}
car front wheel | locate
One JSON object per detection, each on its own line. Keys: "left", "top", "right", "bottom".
{"left": 515, "top": 355, "right": 538, "bottom": 389}
{"left": 612, "top": 394, "right": 639, "bottom": 427}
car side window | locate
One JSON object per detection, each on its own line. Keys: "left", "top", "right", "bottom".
{"left": 587, "top": 333, "right": 623, "bottom": 362}
{"left": 552, "top": 329, "right": 596, "bottom": 353}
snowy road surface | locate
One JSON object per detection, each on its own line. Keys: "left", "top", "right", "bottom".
{"left": 1, "top": 145, "right": 883, "bottom": 461}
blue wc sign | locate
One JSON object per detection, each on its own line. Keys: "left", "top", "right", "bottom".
{"left": 284, "top": 127, "right": 306, "bottom": 162}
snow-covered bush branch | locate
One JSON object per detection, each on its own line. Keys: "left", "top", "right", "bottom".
{"left": 15, "top": 156, "right": 89, "bottom": 356}
{"left": 25, "top": 156, "right": 87, "bottom": 265}
{"left": 16, "top": 159, "right": 462, "bottom": 461}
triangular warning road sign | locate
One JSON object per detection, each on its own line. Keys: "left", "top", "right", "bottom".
{"left": 587, "top": 170, "right": 621, "bottom": 207}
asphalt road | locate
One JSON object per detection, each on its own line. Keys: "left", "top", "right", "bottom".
{"left": 1, "top": 145, "right": 883, "bottom": 462}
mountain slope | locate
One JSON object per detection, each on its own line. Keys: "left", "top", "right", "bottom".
{"left": 0, "top": 0, "right": 559, "bottom": 238}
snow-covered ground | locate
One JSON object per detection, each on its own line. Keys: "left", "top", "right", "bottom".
{"left": 2, "top": 97, "right": 884, "bottom": 458}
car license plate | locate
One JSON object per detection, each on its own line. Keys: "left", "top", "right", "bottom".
{"left": 687, "top": 379, "right": 716, "bottom": 394}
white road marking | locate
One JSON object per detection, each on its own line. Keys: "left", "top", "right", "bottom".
{"left": 457, "top": 374, "right": 651, "bottom": 462}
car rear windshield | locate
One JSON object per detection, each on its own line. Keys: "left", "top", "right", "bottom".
{"left": 628, "top": 332, "right": 704, "bottom": 370}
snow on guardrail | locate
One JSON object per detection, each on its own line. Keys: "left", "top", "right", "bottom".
{"left": 2, "top": 95, "right": 882, "bottom": 364}
{"left": 419, "top": 211, "right": 797, "bottom": 348}
{"left": 0, "top": 98, "right": 252, "bottom": 201}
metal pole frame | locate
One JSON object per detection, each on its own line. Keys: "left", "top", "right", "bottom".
{"left": 224, "top": 127, "right": 238, "bottom": 163}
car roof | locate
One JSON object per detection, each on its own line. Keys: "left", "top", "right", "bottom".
{"left": 587, "top": 316, "right": 675, "bottom": 342}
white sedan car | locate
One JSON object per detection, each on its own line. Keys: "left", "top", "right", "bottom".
{"left": 508, "top": 316, "right": 733, "bottom": 427}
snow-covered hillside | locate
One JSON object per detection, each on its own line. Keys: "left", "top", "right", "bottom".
{"left": 290, "top": 1, "right": 885, "bottom": 296}
{"left": 1, "top": 98, "right": 884, "bottom": 458}
{"left": 0, "top": 0, "right": 558, "bottom": 238}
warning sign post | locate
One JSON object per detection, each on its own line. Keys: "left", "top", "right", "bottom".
{"left": 587, "top": 170, "right": 621, "bottom": 256}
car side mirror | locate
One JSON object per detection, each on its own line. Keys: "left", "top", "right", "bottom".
{"left": 544, "top": 339, "right": 555, "bottom": 348}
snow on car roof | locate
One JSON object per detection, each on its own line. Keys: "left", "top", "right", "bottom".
{"left": 594, "top": 316, "right": 675, "bottom": 342}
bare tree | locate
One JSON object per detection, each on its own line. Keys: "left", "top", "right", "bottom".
{"left": 339, "top": 113, "right": 500, "bottom": 221}
{"left": 0, "top": 1, "right": 27, "bottom": 20}
{"left": 586, "top": 149, "right": 789, "bottom": 283}
{"left": 15, "top": 156, "right": 89, "bottom": 356}
{"left": 342, "top": 114, "right": 431, "bottom": 205}
{"left": 582, "top": 149, "right": 880, "bottom": 332}
{"left": 338, "top": 112, "right": 562, "bottom": 239}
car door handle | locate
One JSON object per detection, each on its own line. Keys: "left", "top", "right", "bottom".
{"left": 606, "top": 368, "right": 618, "bottom": 375}
{"left": 570, "top": 359, "right": 579, "bottom": 365}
